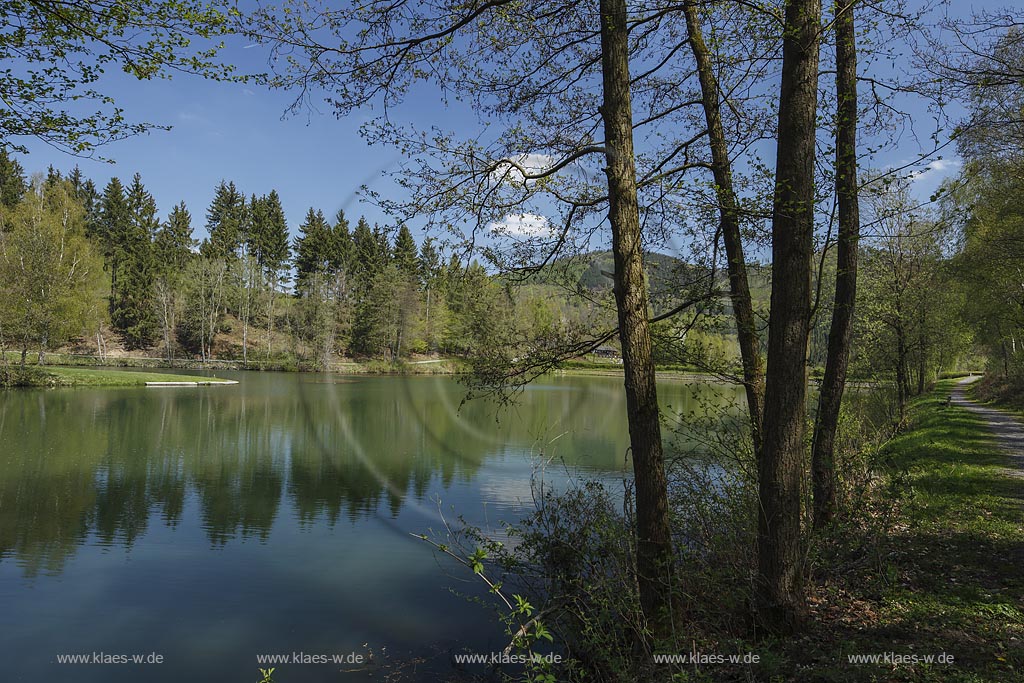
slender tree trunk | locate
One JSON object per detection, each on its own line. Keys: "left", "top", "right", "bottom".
{"left": 242, "top": 262, "right": 251, "bottom": 367}
{"left": 812, "top": 0, "right": 859, "bottom": 530}
{"left": 917, "top": 329, "right": 927, "bottom": 395}
{"left": 425, "top": 286, "right": 432, "bottom": 350}
{"left": 757, "top": 0, "right": 820, "bottom": 634}
{"left": 0, "top": 325, "right": 8, "bottom": 372}
{"left": 242, "top": 311, "right": 249, "bottom": 365}
{"left": 683, "top": 1, "right": 765, "bottom": 452}
{"left": 600, "top": 0, "right": 676, "bottom": 645}
{"left": 266, "top": 275, "right": 276, "bottom": 361}
{"left": 896, "top": 327, "right": 908, "bottom": 424}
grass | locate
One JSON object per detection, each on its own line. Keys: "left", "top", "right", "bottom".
{"left": 0, "top": 365, "right": 234, "bottom": 387}
{"left": 767, "top": 379, "right": 1024, "bottom": 682}
{"left": 970, "top": 373, "right": 1024, "bottom": 415}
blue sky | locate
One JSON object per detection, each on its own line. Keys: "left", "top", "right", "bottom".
{"left": 11, "top": 39, "right": 478, "bottom": 241}
{"left": 7, "top": 4, "right": 989, "bottom": 249}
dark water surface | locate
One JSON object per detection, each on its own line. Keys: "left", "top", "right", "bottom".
{"left": 0, "top": 371, "right": 739, "bottom": 681}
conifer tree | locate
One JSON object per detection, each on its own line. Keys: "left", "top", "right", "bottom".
{"left": 248, "top": 190, "right": 290, "bottom": 360}
{"left": 329, "top": 209, "right": 353, "bottom": 274}
{"left": 98, "top": 177, "right": 130, "bottom": 301}
{"left": 205, "top": 180, "right": 247, "bottom": 260}
{"left": 350, "top": 216, "right": 376, "bottom": 299}
{"left": 249, "top": 190, "right": 290, "bottom": 276}
{"left": 0, "top": 150, "right": 26, "bottom": 208}
{"left": 393, "top": 224, "right": 419, "bottom": 280}
{"left": 155, "top": 202, "right": 195, "bottom": 271}
{"left": 154, "top": 202, "right": 194, "bottom": 360}
{"left": 115, "top": 173, "right": 159, "bottom": 348}
{"left": 419, "top": 237, "right": 442, "bottom": 351}
{"left": 293, "top": 207, "right": 331, "bottom": 294}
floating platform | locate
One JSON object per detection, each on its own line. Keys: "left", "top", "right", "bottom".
{"left": 145, "top": 380, "right": 239, "bottom": 387}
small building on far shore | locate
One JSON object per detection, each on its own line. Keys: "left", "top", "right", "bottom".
{"left": 593, "top": 345, "right": 621, "bottom": 360}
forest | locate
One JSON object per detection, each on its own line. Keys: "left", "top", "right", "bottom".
{"left": 0, "top": 147, "right": 982, "bottom": 408}
{"left": 0, "top": 155, "right": 553, "bottom": 369}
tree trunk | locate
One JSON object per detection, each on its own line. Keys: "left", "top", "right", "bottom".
{"left": 896, "top": 327, "right": 908, "bottom": 424}
{"left": 600, "top": 0, "right": 676, "bottom": 645}
{"left": 266, "top": 277, "right": 276, "bottom": 361}
{"left": 811, "top": 0, "right": 859, "bottom": 530}
{"left": 757, "top": 0, "right": 820, "bottom": 634}
{"left": 917, "top": 327, "right": 927, "bottom": 395}
{"left": 37, "top": 331, "right": 47, "bottom": 365}
{"left": 242, "top": 265, "right": 251, "bottom": 367}
{"left": 425, "top": 286, "right": 432, "bottom": 350}
{"left": 683, "top": 0, "right": 765, "bottom": 453}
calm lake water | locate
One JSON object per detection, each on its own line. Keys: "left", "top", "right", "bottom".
{"left": 0, "top": 371, "right": 740, "bottom": 682}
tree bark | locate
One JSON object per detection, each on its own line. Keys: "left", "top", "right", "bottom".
{"left": 600, "top": 0, "right": 676, "bottom": 645}
{"left": 917, "top": 328, "right": 927, "bottom": 395}
{"left": 683, "top": 0, "right": 765, "bottom": 453}
{"left": 896, "top": 326, "right": 908, "bottom": 424}
{"left": 757, "top": 0, "right": 820, "bottom": 634}
{"left": 812, "top": 0, "right": 859, "bottom": 530}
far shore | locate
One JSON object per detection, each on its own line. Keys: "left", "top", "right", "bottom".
{"left": 0, "top": 365, "right": 236, "bottom": 388}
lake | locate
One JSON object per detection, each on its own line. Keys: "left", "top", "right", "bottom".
{"left": 0, "top": 371, "right": 741, "bottom": 682}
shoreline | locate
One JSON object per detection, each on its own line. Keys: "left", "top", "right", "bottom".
{"left": 0, "top": 365, "right": 237, "bottom": 388}
{"left": 5, "top": 352, "right": 719, "bottom": 381}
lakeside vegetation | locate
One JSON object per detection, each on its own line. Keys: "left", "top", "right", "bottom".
{"left": 0, "top": 365, "right": 234, "bottom": 388}
{"left": 792, "top": 382, "right": 1023, "bottom": 681}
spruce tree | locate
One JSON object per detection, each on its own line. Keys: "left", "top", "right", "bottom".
{"left": 293, "top": 207, "right": 331, "bottom": 294}
{"left": 247, "top": 192, "right": 266, "bottom": 261}
{"left": 0, "top": 149, "right": 26, "bottom": 208}
{"left": 327, "top": 209, "right": 353, "bottom": 274}
{"left": 155, "top": 202, "right": 195, "bottom": 272}
{"left": 98, "top": 177, "right": 130, "bottom": 302}
{"left": 249, "top": 190, "right": 290, "bottom": 276}
{"left": 74, "top": 178, "right": 102, "bottom": 241}
{"left": 44, "top": 165, "right": 62, "bottom": 188}
{"left": 349, "top": 217, "right": 377, "bottom": 303}
{"left": 393, "top": 224, "right": 418, "bottom": 280}
{"left": 115, "top": 173, "right": 159, "bottom": 348}
{"left": 249, "top": 190, "right": 290, "bottom": 360}
{"left": 349, "top": 219, "right": 392, "bottom": 354}
{"left": 153, "top": 202, "right": 194, "bottom": 360}
{"left": 419, "top": 237, "right": 442, "bottom": 350}
{"left": 205, "top": 180, "right": 246, "bottom": 260}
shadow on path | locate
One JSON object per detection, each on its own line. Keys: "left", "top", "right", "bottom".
{"left": 951, "top": 376, "right": 1024, "bottom": 477}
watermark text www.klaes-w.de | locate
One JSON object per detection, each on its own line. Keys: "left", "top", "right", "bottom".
{"left": 653, "top": 651, "right": 760, "bottom": 665}
{"left": 255, "top": 652, "right": 367, "bottom": 665}
{"left": 848, "top": 652, "right": 955, "bottom": 665}
{"left": 451, "top": 652, "right": 564, "bottom": 665}
{"left": 55, "top": 652, "right": 164, "bottom": 665}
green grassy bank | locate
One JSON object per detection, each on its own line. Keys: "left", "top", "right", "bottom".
{"left": 0, "top": 365, "right": 234, "bottom": 388}
{"left": 772, "top": 380, "right": 1023, "bottom": 682}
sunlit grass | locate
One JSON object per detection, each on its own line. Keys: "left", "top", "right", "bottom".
{"left": 1, "top": 365, "right": 233, "bottom": 387}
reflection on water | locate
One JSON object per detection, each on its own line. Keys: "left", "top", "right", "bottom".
{"left": 0, "top": 372, "right": 740, "bottom": 682}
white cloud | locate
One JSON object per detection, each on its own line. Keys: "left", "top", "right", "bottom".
{"left": 487, "top": 213, "right": 553, "bottom": 237}
{"left": 909, "top": 157, "right": 962, "bottom": 184}
{"left": 489, "top": 153, "right": 554, "bottom": 186}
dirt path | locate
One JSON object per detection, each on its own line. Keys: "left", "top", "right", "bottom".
{"left": 951, "top": 375, "right": 1024, "bottom": 476}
